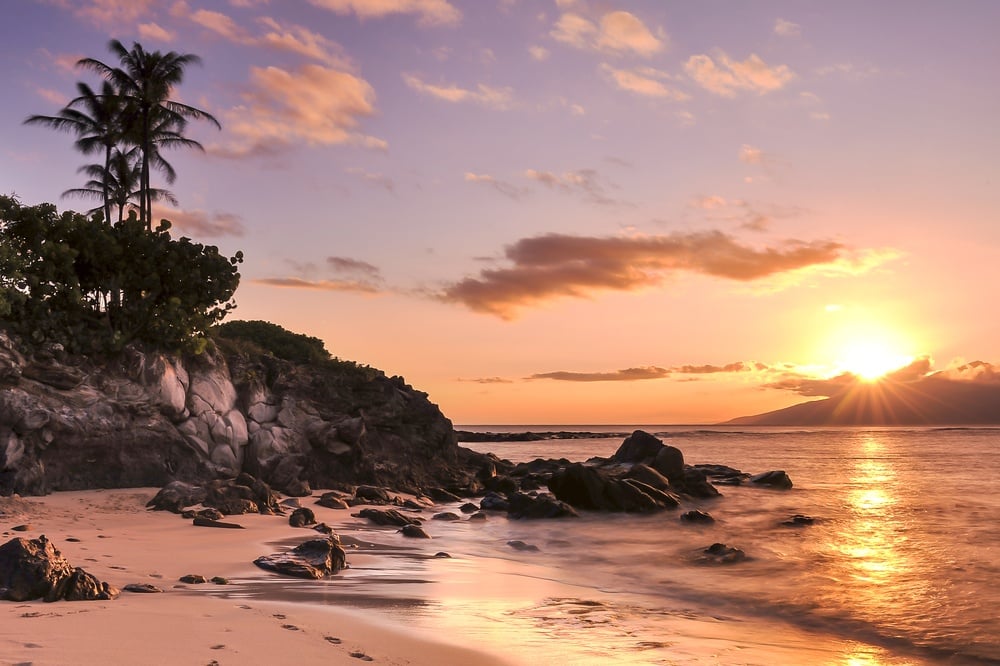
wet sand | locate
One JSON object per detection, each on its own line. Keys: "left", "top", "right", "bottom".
{"left": 0, "top": 489, "right": 510, "bottom": 666}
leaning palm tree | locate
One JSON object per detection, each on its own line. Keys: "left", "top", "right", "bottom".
{"left": 63, "top": 147, "right": 177, "bottom": 224}
{"left": 78, "top": 40, "right": 220, "bottom": 228}
{"left": 24, "top": 80, "right": 124, "bottom": 225}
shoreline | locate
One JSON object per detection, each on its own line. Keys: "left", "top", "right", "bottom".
{"left": 0, "top": 488, "right": 512, "bottom": 666}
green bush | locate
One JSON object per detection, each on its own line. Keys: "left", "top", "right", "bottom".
{"left": 214, "top": 320, "right": 330, "bottom": 365}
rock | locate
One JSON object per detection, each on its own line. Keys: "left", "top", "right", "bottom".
{"left": 193, "top": 517, "right": 244, "bottom": 529}
{"left": 676, "top": 468, "right": 721, "bottom": 499}
{"left": 467, "top": 512, "right": 487, "bottom": 521}
{"left": 316, "top": 492, "right": 349, "bottom": 510}
{"left": 196, "top": 508, "right": 224, "bottom": 521}
{"left": 781, "top": 514, "right": 815, "bottom": 527}
{"left": 215, "top": 498, "right": 259, "bottom": 516}
{"left": 254, "top": 536, "right": 347, "bottom": 579}
{"left": 612, "top": 430, "right": 664, "bottom": 463}
{"left": 0, "top": 535, "right": 118, "bottom": 601}
{"left": 279, "top": 498, "right": 302, "bottom": 510}
{"left": 426, "top": 487, "right": 461, "bottom": 503}
{"left": 548, "top": 463, "right": 674, "bottom": 512}
{"left": 680, "top": 510, "right": 715, "bottom": 523}
{"left": 123, "top": 583, "right": 162, "bottom": 593}
{"left": 459, "top": 502, "right": 479, "bottom": 514}
{"left": 624, "top": 464, "right": 671, "bottom": 490}
{"left": 652, "top": 445, "right": 685, "bottom": 482}
{"left": 507, "top": 492, "right": 578, "bottom": 520}
{"left": 401, "top": 499, "right": 427, "bottom": 511}
{"left": 432, "top": 512, "right": 461, "bottom": 521}
{"left": 479, "top": 493, "right": 509, "bottom": 512}
{"left": 11, "top": 524, "right": 29, "bottom": 532}
{"left": 506, "top": 540, "right": 539, "bottom": 552}
{"left": 210, "top": 576, "right": 229, "bottom": 585}
{"left": 400, "top": 524, "right": 430, "bottom": 539}
{"left": 700, "top": 542, "right": 746, "bottom": 564}
{"left": 146, "top": 481, "right": 207, "bottom": 513}
{"left": 355, "top": 485, "right": 393, "bottom": 504}
{"left": 21, "top": 362, "right": 84, "bottom": 390}
{"left": 179, "top": 574, "right": 208, "bottom": 584}
{"left": 751, "top": 470, "right": 793, "bottom": 490}
{"left": 283, "top": 479, "right": 312, "bottom": 498}
{"left": 313, "top": 522, "right": 334, "bottom": 534}
{"left": 433, "top": 552, "right": 452, "bottom": 558}
{"left": 356, "top": 508, "right": 421, "bottom": 527}
{"left": 289, "top": 507, "right": 316, "bottom": 528}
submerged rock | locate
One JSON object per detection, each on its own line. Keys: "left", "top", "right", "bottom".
{"left": 751, "top": 470, "right": 793, "bottom": 490}
{"left": 254, "top": 536, "right": 347, "bottom": 579}
{"left": 548, "top": 463, "right": 678, "bottom": 513}
{"left": 356, "top": 508, "right": 421, "bottom": 527}
{"left": 400, "top": 524, "right": 430, "bottom": 539}
{"left": 680, "top": 510, "right": 715, "bottom": 524}
{"left": 0, "top": 535, "right": 119, "bottom": 602}
{"left": 507, "top": 492, "right": 578, "bottom": 520}
{"left": 781, "top": 514, "right": 815, "bottom": 527}
{"left": 699, "top": 543, "right": 746, "bottom": 565}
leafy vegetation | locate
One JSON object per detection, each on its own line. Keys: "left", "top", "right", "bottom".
{"left": 214, "top": 320, "right": 331, "bottom": 365}
{"left": 0, "top": 195, "right": 241, "bottom": 353}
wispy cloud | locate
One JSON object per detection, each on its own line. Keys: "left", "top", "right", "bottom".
{"left": 255, "top": 255, "right": 385, "bottom": 294}
{"left": 739, "top": 144, "right": 764, "bottom": 164}
{"left": 524, "top": 168, "right": 620, "bottom": 206}
{"left": 307, "top": 0, "right": 460, "bottom": 26}
{"left": 212, "top": 64, "right": 384, "bottom": 158}
{"left": 459, "top": 376, "right": 514, "bottom": 384}
{"left": 439, "top": 231, "right": 863, "bottom": 318}
{"left": 530, "top": 367, "right": 670, "bottom": 382}
{"left": 528, "top": 45, "right": 550, "bottom": 61}
{"left": 46, "top": 0, "right": 155, "bottom": 28}
{"left": 551, "top": 10, "right": 663, "bottom": 57}
{"left": 138, "top": 22, "right": 176, "bottom": 42}
{"left": 152, "top": 205, "right": 246, "bottom": 237}
{"left": 685, "top": 52, "right": 794, "bottom": 97}
{"left": 253, "top": 277, "right": 382, "bottom": 293}
{"left": 774, "top": 18, "right": 801, "bottom": 37}
{"left": 600, "top": 64, "right": 689, "bottom": 100}
{"left": 403, "top": 74, "right": 513, "bottom": 108}
{"left": 465, "top": 172, "right": 524, "bottom": 199}
{"left": 346, "top": 167, "right": 394, "bottom": 191}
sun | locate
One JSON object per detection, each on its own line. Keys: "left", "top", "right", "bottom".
{"left": 836, "top": 340, "right": 913, "bottom": 382}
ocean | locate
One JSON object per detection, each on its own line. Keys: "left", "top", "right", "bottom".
{"left": 218, "top": 426, "right": 1000, "bottom": 665}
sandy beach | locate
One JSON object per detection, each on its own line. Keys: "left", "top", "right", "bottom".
{"left": 0, "top": 489, "right": 511, "bottom": 666}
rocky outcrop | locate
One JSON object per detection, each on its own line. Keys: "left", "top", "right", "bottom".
{"left": 254, "top": 535, "right": 347, "bottom": 579}
{"left": 0, "top": 330, "right": 486, "bottom": 496}
{"left": 0, "top": 535, "right": 119, "bottom": 601}
{"left": 547, "top": 463, "right": 679, "bottom": 513}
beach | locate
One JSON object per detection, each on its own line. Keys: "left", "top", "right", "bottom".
{"left": 0, "top": 488, "right": 510, "bottom": 666}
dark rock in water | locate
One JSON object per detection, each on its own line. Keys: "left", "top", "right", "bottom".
{"left": 123, "top": 583, "right": 162, "bottom": 593}
{"left": 483, "top": 475, "right": 518, "bottom": 495}
{"left": 11, "top": 524, "right": 30, "bottom": 532}
{"left": 401, "top": 499, "right": 427, "bottom": 512}
{"left": 400, "top": 524, "right": 430, "bottom": 539}
{"left": 0, "top": 535, "right": 119, "bottom": 601}
{"left": 179, "top": 574, "right": 208, "bottom": 584}
{"left": 512, "top": 458, "right": 570, "bottom": 477}
{"left": 507, "top": 492, "right": 578, "bottom": 520}
{"left": 700, "top": 543, "right": 746, "bottom": 564}
{"left": 146, "top": 481, "right": 207, "bottom": 513}
{"left": 652, "top": 445, "right": 685, "bottom": 482}
{"left": 459, "top": 502, "right": 479, "bottom": 514}
{"left": 479, "top": 493, "right": 510, "bottom": 512}
{"left": 316, "top": 492, "right": 349, "bottom": 510}
{"left": 210, "top": 576, "right": 229, "bottom": 585}
{"left": 548, "top": 463, "right": 677, "bottom": 513}
{"left": 467, "top": 512, "right": 487, "bottom": 521}
{"left": 433, "top": 552, "right": 452, "bottom": 558}
{"left": 680, "top": 510, "right": 715, "bottom": 524}
{"left": 676, "top": 467, "right": 721, "bottom": 499}
{"left": 781, "top": 514, "right": 815, "bottom": 527}
{"left": 197, "top": 508, "right": 224, "bottom": 521}
{"left": 193, "top": 517, "right": 244, "bottom": 529}
{"left": 356, "top": 508, "right": 421, "bottom": 527}
{"left": 432, "top": 512, "right": 461, "bottom": 521}
{"left": 355, "top": 485, "right": 393, "bottom": 504}
{"left": 751, "top": 470, "right": 793, "bottom": 490}
{"left": 624, "top": 464, "right": 671, "bottom": 491}
{"left": 254, "top": 536, "right": 347, "bottom": 579}
{"left": 426, "top": 487, "right": 462, "bottom": 503}
{"left": 612, "top": 430, "right": 664, "bottom": 463}
{"left": 506, "top": 540, "right": 539, "bottom": 552}
{"left": 289, "top": 507, "right": 316, "bottom": 527}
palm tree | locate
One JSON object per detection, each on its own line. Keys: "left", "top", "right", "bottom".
{"left": 24, "top": 81, "right": 123, "bottom": 225}
{"left": 63, "top": 147, "right": 177, "bottom": 224}
{"left": 78, "top": 40, "right": 220, "bottom": 228}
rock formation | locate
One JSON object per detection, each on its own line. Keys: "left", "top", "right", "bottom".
{"left": 0, "top": 535, "right": 118, "bottom": 601}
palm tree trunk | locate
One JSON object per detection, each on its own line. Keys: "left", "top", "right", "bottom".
{"left": 102, "top": 142, "right": 112, "bottom": 226}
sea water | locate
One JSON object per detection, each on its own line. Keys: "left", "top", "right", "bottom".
{"left": 220, "top": 427, "right": 1000, "bottom": 665}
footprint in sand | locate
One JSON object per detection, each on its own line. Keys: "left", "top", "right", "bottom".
{"left": 210, "top": 644, "right": 225, "bottom": 650}
{"left": 281, "top": 624, "right": 299, "bottom": 631}
{"left": 325, "top": 636, "right": 342, "bottom": 645}
{"left": 350, "top": 651, "right": 374, "bottom": 661}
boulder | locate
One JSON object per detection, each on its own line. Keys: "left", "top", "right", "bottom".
{"left": 781, "top": 514, "right": 814, "bottom": 527}
{"left": 751, "top": 470, "right": 793, "bottom": 490}
{"left": 676, "top": 467, "right": 721, "bottom": 499}
{"left": 123, "top": 583, "right": 163, "bottom": 593}
{"left": 0, "top": 535, "right": 118, "bottom": 601}
{"left": 700, "top": 542, "right": 746, "bottom": 565}
{"left": 356, "top": 508, "right": 421, "bottom": 527}
{"left": 316, "top": 492, "right": 349, "bottom": 510}
{"left": 479, "top": 493, "right": 510, "bottom": 512}
{"left": 548, "top": 463, "right": 675, "bottom": 512}
{"left": 506, "top": 540, "right": 539, "bottom": 552}
{"left": 506, "top": 492, "right": 578, "bottom": 520}
{"left": 624, "top": 463, "right": 671, "bottom": 491}
{"left": 254, "top": 536, "right": 347, "bottom": 579}
{"left": 146, "top": 481, "right": 207, "bottom": 513}
{"left": 680, "top": 510, "right": 715, "bottom": 523}
{"left": 432, "top": 512, "right": 461, "bottom": 521}
{"left": 289, "top": 507, "right": 316, "bottom": 528}
{"left": 401, "top": 524, "right": 430, "bottom": 539}
{"left": 355, "top": 485, "right": 393, "bottom": 504}
{"left": 612, "top": 430, "right": 663, "bottom": 463}
{"left": 652, "top": 445, "right": 685, "bottom": 482}
{"left": 193, "top": 517, "right": 244, "bottom": 529}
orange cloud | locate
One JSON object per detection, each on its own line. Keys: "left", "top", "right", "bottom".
{"left": 402, "top": 74, "right": 512, "bottom": 108}
{"left": 46, "top": 0, "right": 155, "bottom": 27}
{"left": 524, "top": 168, "right": 620, "bottom": 205}
{"left": 439, "top": 231, "right": 847, "bottom": 318}
{"left": 307, "top": 0, "right": 460, "bottom": 26}
{"left": 213, "top": 64, "right": 384, "bottom": 157}
{"left": 138, "top": 22, "right": 176, "bottom": 42}
{"left": 530, "top": 367, "right": 670, "bottom": 382}
{"left": 685, "top": 52, "right": 794, "bottom": 97}
{"left": 153, "top": 205, "right": 246, "bottom": 237}
{"left": 552, "top": 10, "right": 663, "bottom": 57}
{"left": 600, "top": 64, "right": 689, "bottom": 100}
{"left": 253, "top": 277, "right": 382, "bottom": 293}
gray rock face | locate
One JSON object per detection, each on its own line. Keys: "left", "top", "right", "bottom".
{"left": 0, "top": 330, "right": 486, "bottom": 497}
{"left": 0, "top": 535, "right": 119, "bottom": 601}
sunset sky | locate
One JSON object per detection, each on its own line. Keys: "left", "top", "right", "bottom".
{"left": 2, "top": 0, "right": 999, "bottom": 424}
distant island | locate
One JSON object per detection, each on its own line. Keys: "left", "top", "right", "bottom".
{"left": 727, "top": 372, "right": 1000, "bottom": 426}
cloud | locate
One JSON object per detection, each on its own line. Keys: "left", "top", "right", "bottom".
{"left": 816, "top": 63, "right": 880, "bottom": 80}
{"left": 524, "top": 168, "right": 619, "bottom": 205}
{"left": 346, "top": 167, "right": 394, "bottom": 191}
{"left": 153, "top": 205, "right": 246, "bottom": 237}
{"left": 674, "top": 362, "right": 763, "bottom": 374}
{"left": 327, "top": 256, "right": 382, "bottom": 279}
{"left": 551, "top": 10, "right": 663, "bottom": 57}
{"left": 212, "top": 64, "right": 384, "bottom": 158}
{"left": 253, "top": 277, "right": 382, "bottom": 293}
{"left": 685, "top": 52, "right": 794, "bottom": 97}
{"left": 691, "top": 195, "right": 728, "bottom": 210}
{"left": 307, "top": 0, "right": 460, "bottom": 26}
{"left": 46, "top": 0, "right": 155, "bottom": 27}
{"left": 739, "top": 144, "right": 764, "bottom": 164}
{"left": 774, "top": 18, "right": 801, "bottom": 37}
{"left": 459, "top": 376, "right": 514, "bottom": 384}
{"left": 138, "top": 22, "right": 176, "bottom": 42}
{"left": 529, "top": 366, "right": 670, "bottom": 382}
{"left": 403, "top": 74, "right": 513, "bottom": 108}
{"left": 465, "top": 172, "right": 523, "bottom": 199}
{"left": 600, "top": 64, "right": 689, "bottom": 100}
{"left": 255, "top": 255, "right": 385, "bottom": 294}
{"left": 35, "top": 88, "right": 68, "bottom": 106}
{"left": 528, "top": 45, "right": 550, "bottom": 61}
{"left": 439, "top": 230, "right": 855, "bottom": 318}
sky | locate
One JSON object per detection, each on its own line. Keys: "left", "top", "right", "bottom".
{"left": 2, "top": 0, "right": 999, "bottom": 424}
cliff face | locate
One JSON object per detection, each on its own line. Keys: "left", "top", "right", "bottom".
{"left": 0, "top": 331, "right": 484, "bottom": 496}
